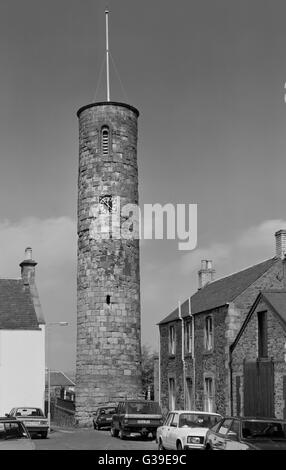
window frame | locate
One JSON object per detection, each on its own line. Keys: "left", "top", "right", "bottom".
{"left": 204, "top": 315, "right": 214, "bottom": 351}
{"left": 184, "top": 320, "right": 192, "bottom": 356}
{"left": 168, "top": 377, "right": 176, "bottom": 411}
{"left": 169, "top": 324, "right": 176, "bottom": 356}
{"left": 204, "top": 375, "right": 215, "bottom": 412}
{"left": 101, "top": 125, "right": 110, "bottom": 156}
{"left": 257, "top": 310, "right": 268, "bottom": 358}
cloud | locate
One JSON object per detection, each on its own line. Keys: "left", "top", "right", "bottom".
{"left": 0, "top": 216, "right": 77, "bottom": 371}
{"left": 179, "top": 218, "right": 286, "bottom": 278}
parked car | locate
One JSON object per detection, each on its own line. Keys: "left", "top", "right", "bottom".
{"left": 205, "top": 416, "right": 286, "bottom": 450}
{"left": 93, "top": 404, "right": 118, "bottom": 430}
{"left": 157, "top": 410, "right": 222, "bottom": 450}
{"left": 7, "top": 407, "right": 49, "bottom": 438}
{"left": 110, "top": 400, "right": 163, "bottom": 440}
{"left": 0, "top": 417, "right": 35, "bottom": 450}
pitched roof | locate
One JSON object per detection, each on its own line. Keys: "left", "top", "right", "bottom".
{"left": 230, "top": 290, "right": 286, "bottom": 352}
{"left": 46, "top": 371, "right": 75, "bottom": 387}
{"left": 159, "top": 257, "right": 278, "bottom": 325}
{"left": 262, "top": 290, "right": 286, "bottom": 326}
{"left": 0, "top": 279, "right": 39, "bottom": 329}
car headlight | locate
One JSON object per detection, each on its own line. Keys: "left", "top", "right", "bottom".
{"left": 187, "top": 436, "right": 202, "bottom": 444}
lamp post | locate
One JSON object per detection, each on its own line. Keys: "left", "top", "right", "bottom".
{"left": 46, "top": 322, "right": 68, "bottom": 431}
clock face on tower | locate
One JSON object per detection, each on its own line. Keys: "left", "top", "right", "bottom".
{"left": 99, "top": 195, "right": 116, "bottom": 213}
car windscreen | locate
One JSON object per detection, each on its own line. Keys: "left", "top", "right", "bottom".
{"left": 242, "top": 420, "right": 286, "bottom": 439}
{"left": 178, "top": 413, "right": 221, "bottom": 428}
{"left": 15, "top": 408, "right": 44, "bottom": 417}
{"left": 126, "top": 402, "right": 161, "bottom": 414}
{"left": 100, "top": 408, "right": 117, "bottom": 415}
{"left": 0, "top": 422, "right": 28, "bottom": 440}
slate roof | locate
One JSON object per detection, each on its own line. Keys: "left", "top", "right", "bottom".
{"left": 230, "top": 290, "right": 286, "bottom": 352}
{"left": 262, "top": 290, "right": 286, "bottom": 326}
{"left": 0, "top": 279, "right": 39, "bottom": 329}
{"left": 46, "top": 371, "right": 75, "bottom": 387}
{"left": 159, "top": 257, "right": 278, "bottom": 325}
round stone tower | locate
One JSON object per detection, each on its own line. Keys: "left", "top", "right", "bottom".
{"left": 75, "top": 101, "right": 142, "bottom": 425}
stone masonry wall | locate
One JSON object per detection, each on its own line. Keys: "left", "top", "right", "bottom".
{"left": 232, "top": 299, "right": 286, "bottom": 419}
{"left": 159, "top": 258, "right": 285, "bottom": 416}
{"left": 76, "top": 103, "right": 142, "bottom": 425}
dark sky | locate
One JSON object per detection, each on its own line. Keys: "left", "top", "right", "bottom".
{"left": 1, "top": 0, "right": 286, "bottom": 371}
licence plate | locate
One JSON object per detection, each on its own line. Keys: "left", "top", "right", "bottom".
{"left": 25, "top": 421, "right": 39, "bottom": 426}
{"left": 106, "top": 417, "right": 112, "bottom": 421}
{"left": 137, "top": 420, "right": 150, "bottom": 424}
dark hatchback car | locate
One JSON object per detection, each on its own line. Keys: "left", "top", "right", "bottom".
{"left": 0, "top": 417, "right": 35, "bottom": 450}
{"left": 93, "top": 405, "right": 117, "bottom": 430}
{"left": 205, "top": 416, "right": 286, "bottom": 450}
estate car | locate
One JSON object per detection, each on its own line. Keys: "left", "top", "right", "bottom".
{"left": 111, "top": 400, "right": 163, "bottom": 440}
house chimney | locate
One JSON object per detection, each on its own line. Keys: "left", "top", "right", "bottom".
{"left": 19, "top": 247, "right": 37, "bottom": 286}
{"left": 275, "top": 230, "right": 286, "bottom": 259}
{"left": 198, "top": 260, "right": 215, "bottom": 289}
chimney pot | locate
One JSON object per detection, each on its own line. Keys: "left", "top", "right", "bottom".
{"left": 25, "top": 247, "right": 32, "bottom": 260}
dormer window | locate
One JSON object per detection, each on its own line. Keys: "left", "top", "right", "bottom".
{"left": 101, "top": 126, "right": 110, "bottom": 155}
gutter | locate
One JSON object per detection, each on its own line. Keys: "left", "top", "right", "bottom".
{"left": 189, "top": 297, "right": 195, "bottom": 409}
{"left": 158, "top": 328, "right": 161, "bottom": 407}
{"left": 229, "top": 345, "right": 233, "bottom": 416}
{"left": 178, "top": 301, "right": 186, "bottom": 408}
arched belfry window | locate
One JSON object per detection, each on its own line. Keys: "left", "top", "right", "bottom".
{"left": 101, "top": 126, "right": 110, "bottom": 155}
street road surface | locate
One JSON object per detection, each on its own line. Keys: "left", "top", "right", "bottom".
{"left": 34, "top": 428, "right": 158, "bottom": 450}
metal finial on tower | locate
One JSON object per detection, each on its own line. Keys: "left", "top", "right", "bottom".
{"left": 105, "top": 9, "right": 110, "bottom": 101}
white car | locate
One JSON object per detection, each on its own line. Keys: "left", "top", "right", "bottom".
{"left": 156, "top": 410, "right": 222, "bottom": 450}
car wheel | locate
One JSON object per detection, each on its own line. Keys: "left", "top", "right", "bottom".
{"left": 176, "top": 441, "right": 183, "bottom": 450}
{"left": 158, "top": 438, "right": 165, "bottom": 450}
{"left": 41, "top": 431, "right": 48, "bottom": 439}
{"left": 205, "top": 443, "right": 212, "bottom": 450}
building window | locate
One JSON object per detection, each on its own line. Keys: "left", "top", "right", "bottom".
{"left": 204, "top": 316, "right": 213, "bottom": 351}
{"left": 169, "top": 325, "right": 175, "bottom": 355}
{"left": 168, "top": 378, "right": 176, "bottom": 411}
{"left": 101, "top": 126, "right": 110, "bottom": 155}
{"left": 258, "top": 311, "right": 268, "bottom": 358}
{"left": 184, "top": 320, "right": 192, "bottom": 355}
{"left": 186, "top": 378, "right": 192, "bottom": 409}
{"left": 204, "top": 376, "right": 215, "bottom": 412}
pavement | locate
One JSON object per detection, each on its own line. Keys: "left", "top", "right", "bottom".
{"left": 34, "top": 427, "right": 158, "bottom": 450}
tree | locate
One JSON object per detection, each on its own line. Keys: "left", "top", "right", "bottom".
{"left": 141, "top": 344, "right": 157, "bottom": 400}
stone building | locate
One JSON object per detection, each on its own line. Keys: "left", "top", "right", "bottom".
{"left": 230, "top": 290, "right": 286, "bottom": 419}
{"left": 75, "top": 102, "right": 142, "bottom": 425}
{"left": 158, "top": 230, "right": 286, "bottom": 416}
{"left": 0, "top": 248, "right": 45, "bottom": 415}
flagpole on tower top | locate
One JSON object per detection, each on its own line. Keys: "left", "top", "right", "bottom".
{"left": 105, "top": 9, "right": 110, "bottom": 101}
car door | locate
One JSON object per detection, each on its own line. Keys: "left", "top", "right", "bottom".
{"left": 167, "top": 413, "right": 179, "bottom": 450}
{"left": 212, "top": 419, "right": 233, "bottom": 450}
{"left": 161, "top": 413, "right": 173, "bottom": 449}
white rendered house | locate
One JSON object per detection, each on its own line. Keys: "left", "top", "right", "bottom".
{"left": 0, "top": 248, "right": 45, "bottom": 416}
